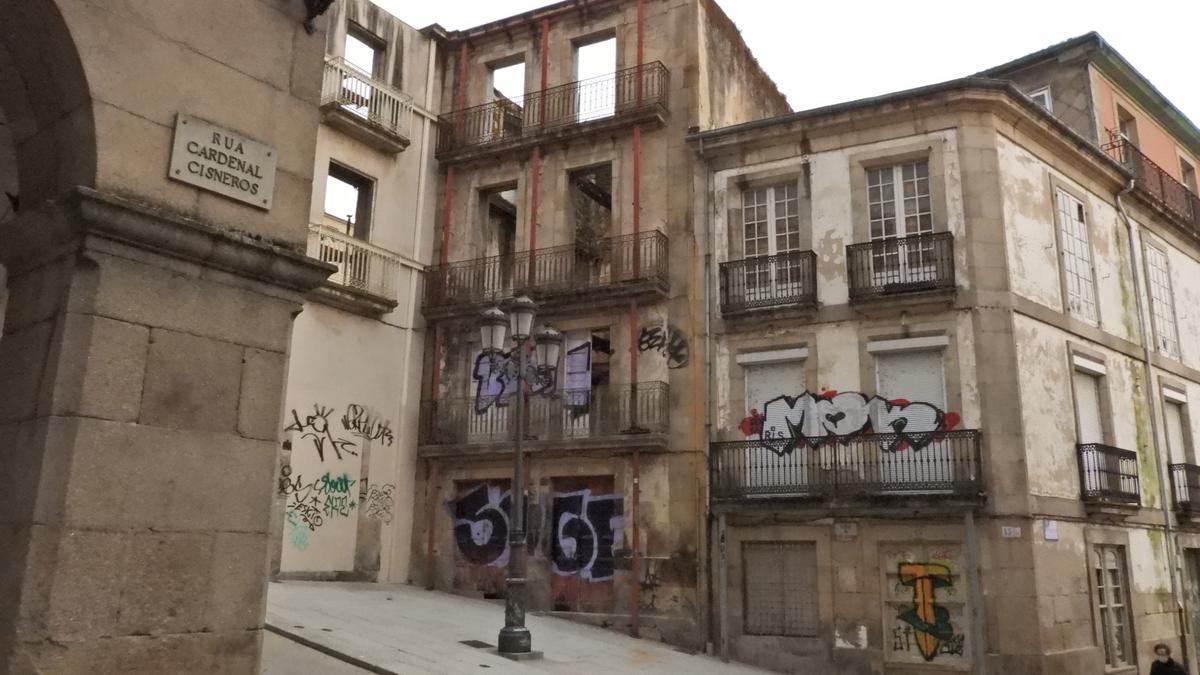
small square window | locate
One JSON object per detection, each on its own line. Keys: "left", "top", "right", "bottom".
{"left": 1028, "top": 86, "right": 1052, "bottom": 111}
{"left": 324, "top": 162, "right": 374, "bottom": 239}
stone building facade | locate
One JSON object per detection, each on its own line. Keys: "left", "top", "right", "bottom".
{"left": 275, "top": 0, "right": 439, "bottom": 586}
{"left": 693, "top": 39, "right": 1200, "bottom": 675}
{"left": 410, "top": 0, "right": 788, "bottom": 648}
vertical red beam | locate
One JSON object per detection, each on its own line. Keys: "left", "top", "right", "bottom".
{"left": 629, "top": 0, "right": 647, "bottom": 639}
{"left": 528, "top": 20, "right": 549, "bottom": 281}
{"left": 631, "top": 448, "right": 642, "bottom": 637}
{"left": 434, "top": 44, "right": 470, "bottom": 399}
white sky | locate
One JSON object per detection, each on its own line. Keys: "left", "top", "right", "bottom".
{"left": 371, "top": 0, "right": 1200, "bottom": 125}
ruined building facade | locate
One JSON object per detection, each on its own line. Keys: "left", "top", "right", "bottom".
{"left": 695, "top": 35, "right": 1200, "bottom": 675}
{"left": 410, "top": 0, "right": 788, "bottom": 647}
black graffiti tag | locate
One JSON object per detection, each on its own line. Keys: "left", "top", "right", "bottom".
{"left": 637, "top": 324, "right": 689, "bottom": 369}
{"left": 285, "top": 404, "right": 358, "bottom": 462}
{"left": 341, "top": 404, "right": 395, "bottom": 446}
{"left": 282, "top": 471, "right": 357, "bottom": 530}
{"left": 550, "top": 489, "right": 624, "bottom": 581}
{"left": 364, "top": 483, "right": 396, "bottom": 524}
{"left": 448, "top": 483, "right": 511, "bottom": 567}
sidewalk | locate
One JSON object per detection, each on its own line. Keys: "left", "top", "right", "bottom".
{"left": 263, "top": 581, "right": 767, "bottom": 674}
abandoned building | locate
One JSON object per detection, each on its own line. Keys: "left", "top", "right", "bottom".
{"left": 696, "top": 33, "right": 1200, "bottom": 674}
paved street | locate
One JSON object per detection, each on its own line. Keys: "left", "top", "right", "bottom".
{"left": 263, "top": 581, "right": 767, "bottom": 674}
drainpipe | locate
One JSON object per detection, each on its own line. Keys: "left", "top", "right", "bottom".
{"left": 1116, "top": 179, "right": 1187, "bottom": 663}
{"left": 631, "top": 448, "right": 641, "bottom": 638}
{"left": 697, "top": 135, "right": 722, "bottom": 654}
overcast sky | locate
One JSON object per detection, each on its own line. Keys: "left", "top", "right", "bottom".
{"left": 372, "top": 0, "right": 1200, "bottom": 125}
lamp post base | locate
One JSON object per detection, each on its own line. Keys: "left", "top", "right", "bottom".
{"left": 497, "top": 626, "right": 539, "bottom": 658}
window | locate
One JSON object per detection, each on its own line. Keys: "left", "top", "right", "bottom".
{"left": 324, "top": 163, "right": 374, "bottom": 239}
{"left": 1164, "top": 391, "right": 1190, "bottom": 464}
{"left": 574, "top": 36, "right": 616, "bottom": 121}
{"left": 1182, "top": 157, "right": 1198, "bottom": 194}
{"left": 345, "top": 27, "right": 382, "bottom": 77}
{"left": 481, "top": 185, "right": 518, "bottom": 288}
{"left": 875, "top": 349, "right": 946, "bottom": 410}
{"left": 1072, "top": 367, "right": 1105, "bottom": 445}
{"left": 1144, "top": 243, "right": 1179, "bottom": 358}
{"left": 742, "top": 355, "right": 805, "bottom": 416}
{"left": 485, "top": 60, "right": 524, "bottom": 141}
{"left": 570, "top": 164, "right": 613, "bottom": 283}
{"left": 1117, "top": 106, "right": 1139, "bottom": 148}
{"left": 742, "top": 541, "right": 818, "bottom": 637}
{"left": 867, "top": 161, "right": 935, "bottom": 285}
{"left": 1028, "top": 86, "right": 1052, "bottom": 111}
{"left": 742, "top": 182, "right": 803, "bottom": 298}
{"left": 1055, "top": 188, "right": 1097, "bottom": 322}
{"left": 1093, "top": 544, "right": 1134, "bottom": 669}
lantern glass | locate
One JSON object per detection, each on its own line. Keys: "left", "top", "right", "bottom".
{"left": 479, "top": 308, "right": 508, "bottom": 353}
{"left": 534, "top": 326, "right": 563, "bottom": 368}
{"left": 509, "top": 296, "right": 537, "bottom": 341}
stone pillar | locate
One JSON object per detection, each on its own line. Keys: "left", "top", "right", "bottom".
{"left": 0, "top": 188, "right": 330, "bottom": 673}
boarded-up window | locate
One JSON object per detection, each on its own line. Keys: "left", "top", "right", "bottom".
{"left": 875, "top": 349, "right": 945, "bottom": 408}
{"left": 742, "top": 541, "right": 818, "bottom": 637}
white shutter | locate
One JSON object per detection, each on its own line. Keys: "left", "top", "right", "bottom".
{"left": 744, "top": 360, "right": 805, "bottom": 413}
{"left": 1165, "top": 400, "right": 1188, "bottom": 463}
{"left": 874, "top": 349, "right": 945, "bottom": 408}
{"left": 1073, "top": 371, "right": 1104, "bottom": 444}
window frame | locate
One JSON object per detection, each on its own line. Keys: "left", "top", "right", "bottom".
{"left": 1068, "top": 350, "right": 1113, "bottom": 447}
{"left": 1052, "top": 184, "right": 1100, "bottom": 325}
{"left": 1142, "top": 239, "right": 1180, "bottom": 359}
{"left": 324, "top": 161, "right": 375, "bottom": 240}
{"left": 1028, "top": 86, "right": 1052, "bottom": 111}
{"left": 866, "top": 160, "right": 934, "bottom": 243}
{"left": 344, "top": 23, "right": 386, "bottom": 80}
{"left": 1180, "top": 155, "right": 1198, "bottom": 195}
{"left": 1092, "top": 543, "right": 1136, "bottom": 670}
{"left": 741, "top": 540, "right": 819, "bottom": 637}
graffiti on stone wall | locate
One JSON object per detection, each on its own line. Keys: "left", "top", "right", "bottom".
{"left": 282, "top": 471, "right": 358, "bottom": 537}
{"left": 637, "top": 324, "right": 688, "bottom": 369}
{"left": 549, "top": 489, "right": 625, "bottom": 581}
{"left": 448, "top": 483, "right": 511, "bottom": 567}
{"left": 285, "top": 403, "right": 396, "bottom": 461}
{"left": 365, "top": 483, "right": 397, "bottom": 524}
{"left": 740, "top": 389, "right": 962, "bottom": 455}
{"left": 893, "top": 562, "right": 964, "bottom": 661}
{"left": 285, "top": 509, "right": 310, "bottom": 550}
{"left": 472, "top": 350, "right": 558, "bottom": 414}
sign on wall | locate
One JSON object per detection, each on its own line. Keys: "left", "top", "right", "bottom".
{"left": 168, "top": 114, "right": 277, "bottom": 210}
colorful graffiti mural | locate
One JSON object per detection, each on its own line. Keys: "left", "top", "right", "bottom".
{"left": 884, "top": 545, "right": 967, "bottom": 665}
{"left": 471, "top": 349, "right": 557, "bottom": 414}
{"left": 740, "top": 389, "right": 962, "bottom": 455}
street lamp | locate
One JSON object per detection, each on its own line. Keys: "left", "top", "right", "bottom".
{"left": 481, "top": 296, "right": 561, "bottom": 659}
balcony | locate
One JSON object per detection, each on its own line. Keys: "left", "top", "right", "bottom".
{"left": 1102, "top": 136, "right": 1200, "bottom": 234}
{"left": 719, "top": 251, "right": 817, "bottom": 317}
{"left": 307, "top": 224, "right": 402, "bottom": 315}
{"left": 1170, "top": 463, "right": 1200, "bottom": 519}
{"left": 418, "top": 382, "right": 669, "bottom": 456}
{"left": 435, "top": 62, "right": 670, "bottom": 162}
{"left": 1077, "top": 443, "right": 1140, "bottom": 510}
{"left": 709, "top": 430, "right": 982, "bottom": 504}
{"left": 422, "top": 231, "right": 668, "bottom": 320}
{"left": 846, "top": 231, "right": 956, "bottom": 302}
{"left": 320, "top": 56, "right": 414, "bottom": 154}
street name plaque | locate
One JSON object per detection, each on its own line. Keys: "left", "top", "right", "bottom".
{"left": 168, "top": 114, "right": 277, "bottom": 210}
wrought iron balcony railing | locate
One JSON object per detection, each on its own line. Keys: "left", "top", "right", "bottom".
{"left": 307, "top": 224, "right": 402, "bottom": 301}
{"left": 419, "top": 382, "right": 669, "bottom": 446}
{"left": 1078, "top": 443, "right": 1140, "bottom": 505}
{"left": 846, "top": 231, "right": 955, "bottom": 300}
{"left": 436, "top": 62, "right": 670, "bottom": 157}
{"left": 423, "top": 230, "right": 668, "bottom": 314}
{"left": 719, "top": 250, "right": 817, "bottom": 315}
{"left": 1170, "top": 463, "right": 1200, "bottom": 512}
{"left": 709, "top": 430, "right": 981, "bottom": 502}
{"left": 321, "top": 57, "right": 414, "bottom": 147}
{"left": 1102, "top": 135, "right": 1200, "bottom": 233}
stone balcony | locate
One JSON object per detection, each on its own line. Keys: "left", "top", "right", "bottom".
{"left": 320, "top": 56, "right": 414, "bottom": 154}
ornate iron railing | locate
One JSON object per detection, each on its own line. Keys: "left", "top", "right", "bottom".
{"left": 719, "top": 250, "right": 817, "bottom": 314}
{"left": 846, "top": 231, "right": 956, "bottom": 299}
{"left": 709, "top": 430, "right": 981, "bottom": 501}
{"left": 321, "top": 56, "right": 414, "bottom": 141}
{"left": 436, "top": 62, "right": 670, "bottom": 155}
{"left": 1102, "top": 134, "right": 1200, "bottom": 233}
{"left": 307, "top": 224, "right": 402, "bottom": 301}
{"left": 1078, "top": 443, "right": 1140, "bottom": 505}
{"left": 419, "top": 382, "right": 669, "bottom": 446}
{"left": 423, "top": 230, "right": 668, "bottom": 311}
{"left": 1170, "top": 463, "right": 1200, "bottom": 512}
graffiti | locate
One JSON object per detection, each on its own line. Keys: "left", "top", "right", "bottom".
{"left": 472, "top": 350, "right": 557, "bottom": 414}
{"left": 282, "top": 472, "right": 358, "bottom": 530}
{"left": 449, "top": 483, "right": 511, "bottom": 567}
{"left": 742, "top": 390, "right": 962, "bottom": 455}
{"left": 550, "top": 489, "right": 624, "bottom": 581}
{"left": 285, "top": 404, "right": 358, "bottom": 462}
{"left": 365, "top": 483, "right": 397, "bottom": 524}
{"left": 285, "top": 510, "right": 310, "bottom": 550}
{"left": 637, "top": 324, "right": 688, "bottom": 369}
{"left": 895, "top": 562, "right": 958, "bottom": 662}
{"left": 892, "top": 625, "right": 964, "bottom": 659}
{"left": 341, "top": 404, "right": 395, "bottom": 446}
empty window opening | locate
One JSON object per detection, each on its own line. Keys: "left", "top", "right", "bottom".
{"left": 570, "top": 164, "right": 613, "bottom": 283}
{"left": 1028, "top": 86, "right": 1052, "bottom": 111}
{"left": 489, "top": 60, "right": 525, "bottom": 104}
{"left": 1165, "top": 398, "right": 1190, "bottom": 464}
{"left": 574, "top": 36, "right": 616, "bottom": 121}
{"left": 1182, "top": 157, "right": 1198, "bottom": 194}
{"left": 1117, "top": 105, "right": 1139, "bottom": 148}
{"left": 324, "top": 163, "right": 374, "bottom": 239}
{"left": 481, "top": 186, "right": 518, "bottom": 288}
{"left": 345, "top": 26, "right": 382, "bottom": 77}
{"left": 486, "top": 60, "right": 525, "bottom": 141}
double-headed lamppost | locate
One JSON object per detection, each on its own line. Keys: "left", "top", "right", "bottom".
{"left": 479, "top": 296, "right": 562, "bottom": 658}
